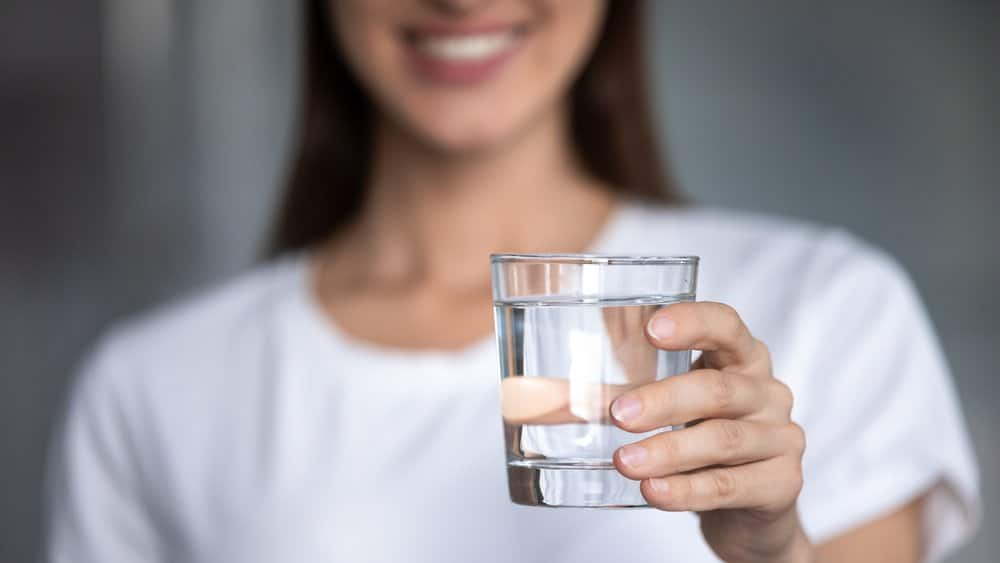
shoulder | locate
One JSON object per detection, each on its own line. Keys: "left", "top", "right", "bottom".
{"left": 616, "top": 202, "right": 926, "bottom": 368}
{"left": 619, "top": 202, "right": 910, "bottom": 298}
{"left": 78, "top": 255, "right": 306, "bottom": 394}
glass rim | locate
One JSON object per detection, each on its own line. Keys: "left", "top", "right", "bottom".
{"left": 490, "top": 253, "right": 699, "bottom": 266}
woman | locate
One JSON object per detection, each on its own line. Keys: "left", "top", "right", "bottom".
{"left": 46, "top": 1, "right": 979, "bottom": 561}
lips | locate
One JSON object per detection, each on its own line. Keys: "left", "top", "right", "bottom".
{"left": 403, "top": 24, "right": 528, "bottom": 85}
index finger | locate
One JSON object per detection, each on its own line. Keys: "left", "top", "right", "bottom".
{"left": 645, "top": 301, "right": 765, "bottom": 371}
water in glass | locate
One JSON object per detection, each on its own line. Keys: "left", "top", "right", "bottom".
{"left": 493, "top": 295, "right": 693, "bottom": 507}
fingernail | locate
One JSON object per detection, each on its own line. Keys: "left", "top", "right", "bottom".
{"left": 649, "top": 477, "right": 670, "bottom": 493}
{"left": 648, "top": 316, "right": 676, "bottom": 340}
{"left": 617, "top": 444, "right": 648, "bottom": 468}
{"left": 611, "top": 396, "right": 642, "bottom": 423}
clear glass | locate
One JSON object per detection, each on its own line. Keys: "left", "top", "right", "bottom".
{"left": 491, "top": 254, "right": 699, "bottom": 507}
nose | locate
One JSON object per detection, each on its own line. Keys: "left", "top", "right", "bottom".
{"left": 427, "top": 0, "right": 494, "bottom": 16}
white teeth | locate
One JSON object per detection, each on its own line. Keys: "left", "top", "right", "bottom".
{"left": 418, "top": 32, "right": 516, "bottom": 61}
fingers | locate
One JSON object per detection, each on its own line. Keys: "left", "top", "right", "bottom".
{"left": 500, "top": 377, "right": 638, "bottom": 425}
{"left": 639, "top": 454, "right": 805, "bottom": 513}
{"left": 603, "top": 303, "right": 661, "bottom": 384}
{"left": 614, "top": 420, "right": 805, "bottom": 480}
{"left": 610, "top": 369, "right": 792, "bottom": 432}
{"left": 646, "top": 302, "right": 769, "bottom": 372}
{"left": 500, "top": 377, "right": 576, "bottom": 424}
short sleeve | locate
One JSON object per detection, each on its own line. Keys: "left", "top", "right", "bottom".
{"left": 44, "top": 333, "right": 164, "bottom": 563}
{"left": 790, "top": 237, "right": 980, "bottom": 561}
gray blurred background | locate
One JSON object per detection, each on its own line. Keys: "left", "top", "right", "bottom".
{"left": 1, "top": 1, "right": 997, "bottom": 561}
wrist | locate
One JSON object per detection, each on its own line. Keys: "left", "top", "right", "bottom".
{"left": 775, "top": 527, "right": 814, "bottom": 563}
{"left": 760, "top": 510, "right": 814, "bottom": 563}
{"left": 713, "top": 508, "right": 814, "bottom": 563}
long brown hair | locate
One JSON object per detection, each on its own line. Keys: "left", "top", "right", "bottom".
{"left": 268, "top": 1, "right": 679, "bottom": 256}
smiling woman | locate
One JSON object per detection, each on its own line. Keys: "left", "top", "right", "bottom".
{"left": 45, "top": 1, "right": 979, "bottom": 562}
{"left": 271, "top": 0, "right": 675, "bottom": 256}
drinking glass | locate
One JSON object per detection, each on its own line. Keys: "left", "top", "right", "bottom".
{"left": 491, "top": 254, "right": 699, "bottom": 507}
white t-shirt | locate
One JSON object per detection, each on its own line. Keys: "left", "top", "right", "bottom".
{"left": 45, "top": 203, "right": 980, "bottom": 562}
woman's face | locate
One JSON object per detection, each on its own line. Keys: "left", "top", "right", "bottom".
{"left": 332, "top": 0, "right": 607, "bottom": 153}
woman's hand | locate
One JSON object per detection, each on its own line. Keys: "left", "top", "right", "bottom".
{"left": 611, "top": 302, "right": 813, "bottom": 563}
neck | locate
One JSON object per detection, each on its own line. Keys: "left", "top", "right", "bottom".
{"left": 332, "top": 106, "right": 615, "bottom": 289}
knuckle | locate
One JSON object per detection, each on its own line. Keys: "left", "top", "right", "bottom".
{"left": 709, "top": 371, "right": 736, "bottom": 411}
{"left": 772, "top": 380, "right": 795, "bottom": 414}
{"left": 786, "top": 458, "right": 805, "bottom": 497}
{"left": 710, "top": 468, "right": 738, "bottom": 500}
{"left": 718, "top": 304, "right": 746, "bottom": 342}
{"left": 715, "top": 419, "right": 744, "bottom": 452}
{"left": 755, "top": 340, "right": 774, "bottom": 371}
{"left": 787, "top": 422, "right": 807, "bottom": 456}
{"left": 756, "top": 339, "right": 772, "bottom": 361}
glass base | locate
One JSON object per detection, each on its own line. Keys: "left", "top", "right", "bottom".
{"left": 507, "top": 463, "right": 649, "bottom": 508}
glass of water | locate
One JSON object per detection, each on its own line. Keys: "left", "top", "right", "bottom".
{"left": 491, "top": 254, "right": 699, "bottom": 507}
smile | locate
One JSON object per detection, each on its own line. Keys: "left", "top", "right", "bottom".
{"left": 415, "top": 29, "right": 520, "bottom": 62}
{"left": 403, "top": 24, "right": 529, "bottom": 85}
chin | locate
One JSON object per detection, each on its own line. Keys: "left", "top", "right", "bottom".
{"left": 412, "top": 117, "right": 523, "bottom": 156}
{"left": 431, "top": 131, "right": 513, "bottom": 155}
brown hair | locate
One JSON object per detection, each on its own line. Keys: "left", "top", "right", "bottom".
{"left": 267, "top": 0, "right": 679, "bottom": 256}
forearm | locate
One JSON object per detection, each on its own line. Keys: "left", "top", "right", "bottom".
{"left": 814, "top": 494, "right": 925, "bottom": 563}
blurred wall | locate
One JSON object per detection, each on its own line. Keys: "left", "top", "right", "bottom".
{"left": 1, "top": 1, "right": 997, "bottom": 561}
{"left": 1, "top": 1, "right": 105, "bottom": 560}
